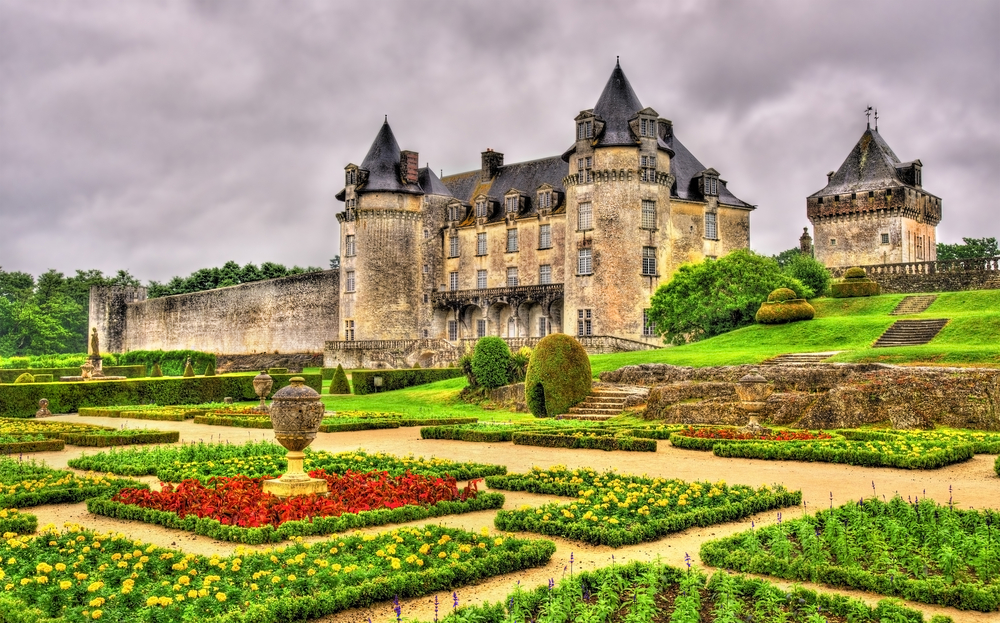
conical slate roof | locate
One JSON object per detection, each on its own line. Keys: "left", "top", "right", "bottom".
{"left": 358, "top": 120, "right": 423, "bottom": 194}
{"left": 593, "top": 60, "right": 643, "bottom": 146}
{"left": 418, "top": 167, "right": 452, "bottom": 196}
{"left": 810, "top": 126, "right": 905, "bottom": 196}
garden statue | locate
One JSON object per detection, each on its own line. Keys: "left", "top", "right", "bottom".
{"left": 87, "top": 328, "right": 104, "bottom": 376}
{"left": 252, "top": 371, "right": 273, "bottom": 413}
{"left": 735, "top": 369, "right": 774, "bottom": 435}
{"left": 89, "top": 328, "right": 100, "bottom": 355}
{"left": 35, "top": 398, "right": 52, "bottom": 418}
{"left": 263, "top": 377, "right": 327, "bottom": 498}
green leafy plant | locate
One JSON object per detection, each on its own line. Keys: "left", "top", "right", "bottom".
{"left": 524, "top": 333, "right": 591, "bottom": 417}
{"left": 783, "top": 253, "right": 831, "bottom": 296}
{"left": 329, "top": 363, "right": 351, "bottom": 394}
{"left": 471, "top": 337, "right": 513, "bottom": 390}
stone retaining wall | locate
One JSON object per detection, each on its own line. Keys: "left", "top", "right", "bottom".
{"left": 829, "top": 257, "right": 1000, "bottom": 294}
{"left": 215, "top": 353, "right": 324, "bottom": 374}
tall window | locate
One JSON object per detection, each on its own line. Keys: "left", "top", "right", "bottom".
{"left": 641, "top": 200, "right": 656, "bottom": 229}
{"left": 642, "top": 309, "right": 657, "bottom": 337}
{"left": 477, "top": 269, "right": 487, "bottom": 289}
{"left": 505, "top": 195, "right": 518, "bottom": 214}
{"left": 345, "top": 235, "right": 356, "bottom": 256}
{"left": 506, "top": 229, "right": 519, "bottom": 252}
{"left": 449, "top": 271, "right": 459, "bottom": 291}
{"left": 346, "top": 170, "right": 356, "bottom": 185}
{"left": 538, "top": 317, "right": 550, "bottom": 337}
{"left": 449, "top": 235, "right": 459, "bottom": 258}
{"left": 577, "top": 120, "right": 593, "bottom": 139}
{"left": 642, "top": 247, "right": 656, "bottom": 276}
{"left": 881, "top": 233, "right": 889, "bottom": 245}
{"left": 704, "top": 212, "right": 718, "bottom": 240}
{"left": 344, "top": 319, "right": 355, "bottom": 341}
{"left": 640, "top": 155, "right": 657, "bottom": 182}
{"left": 345, "top": 270, "right": 356, "bottom": 292}
{"left": 475, "top": 199, "right": 487, "bottom": 218}
{"left": 577, "top": 309, "right": 592, "bottom": 337}
{"left": 476, "top": 319, "right": 487, "bottom": 338}
{"left": 539, "top": 224, "right": 552, "bottom": 249}
{"left": 506, "top": 267, "right": 518, "bottom": 287}
{"left": 447, "top": 320, "right": 458, "bottom": 341}
{"left": 539, "top": 264, "right": 552, "bottom": 285}
{"left": 577, "top": 157, "right": 593, "bottom": 183}
{"left": 578, "top": 202, "right": 593, "bottom": 231}
{"left": 476, "top": 232, "right": 487, "bottom": 255}
{"left": 578, "top": 249, "right": 593, "bottom": 275}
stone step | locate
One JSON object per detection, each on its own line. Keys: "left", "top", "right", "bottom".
{"left": 579, "top": 399, "right": 628, "bottom": 407}
{"left": 890, "top": 295, "right": 938, "bottom": 315}
{"left": 566, "top": 407, "right": 625, "bottom": 415}
{"left": 559, "top": 414, "right": 615, "bottom": 421}
{"left": 762, "top": 351, "right": 840, "bottom": 365}
{"left": 873, "top": 319, "right": 949, "bottom": 348}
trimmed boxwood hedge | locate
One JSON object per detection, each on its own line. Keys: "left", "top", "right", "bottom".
{"left": 755, "top": 299, "right": 815, "bottom": 324}
{"left": 512, "top": 432, "right": 657, "bottom": 452}
{"left": 0, "top": 509, "right": 37, "bottom": 535}
{"left": 0, "top": 438, "right": 65, "bottom": 453}
{"left": 0, "top": 365, "right": 146, "bottom": 383}
{"left": 351, "top": 368, "right": 464, "bottom": 395}
{"left": 59, "top": 430, "right": 180, "bottom": 447}
{"left": 0, "top": 373, "right": 321, "bottom": 418}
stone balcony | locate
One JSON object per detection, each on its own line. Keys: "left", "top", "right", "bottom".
{"left": 432, "top": 283, "right": 564, "bottom": 312}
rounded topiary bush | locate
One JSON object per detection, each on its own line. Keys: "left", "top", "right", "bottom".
{"left": 13, "top": 373, "right": 34, "bottom": 384}
{"left": 767, "top": 288, "right": 798, "bottom": 303}
{"left": 329, "top": 364, "right": 351, "bottom": 394}
{"left": 471, "top": 337, "right": 512, "bottom": 390}
{"left": 844, "top": 266, "right": 868, "bottom": 280}
{"left": 756, "top": 300, "right": 815, "bottom": 324}
{"left": 525, "top": 334, "right": 592, "bottom": 418}
{"left": 831, "top": 267, "right": 879, "bottom": 298}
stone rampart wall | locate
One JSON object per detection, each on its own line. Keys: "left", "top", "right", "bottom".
{"left": 107, "top": 271, "right": 339, "bottom": 355}
{"left": 829, "top": 257, "right": 1000, "bottom": 294}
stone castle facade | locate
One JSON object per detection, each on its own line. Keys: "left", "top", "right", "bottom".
{"left": 334, "top": 61, "right": 753, "bottom": 347}
{"left": 807, "top": 122, "right": 941, "bottom": 267}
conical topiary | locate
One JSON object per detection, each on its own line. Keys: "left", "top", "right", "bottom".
{"left": 203, "top": 360, "right": 216, "bottom": 377}
{"left": 150, "top": 363, "right": 163, "bottom": 377}
{"left": 329, "top": 364, "right": 351, "bottom": 394}
{"left": 183, "top": 358, "right": 195, "bottom": 378}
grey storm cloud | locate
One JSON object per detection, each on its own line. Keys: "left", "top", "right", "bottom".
{"left": 1, "top": 0, "right": 997, "bottom": 282}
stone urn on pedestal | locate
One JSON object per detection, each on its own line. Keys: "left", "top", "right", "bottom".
{"left": 252, "top": 371, "right": 273, "bottom": 414}
{"left": 735, "top": 369, "right": 774, "bottom": 435}
{"left": 262, "top": 377, "right": 328, "bottom": 498}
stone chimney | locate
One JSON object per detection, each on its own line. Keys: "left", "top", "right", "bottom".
{"left": 400, "top": 150, "right": 419, "bottom": 184}
{"left": 481, "top": 149, "right": 504, "bottom": 182}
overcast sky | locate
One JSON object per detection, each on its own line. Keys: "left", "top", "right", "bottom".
{"left": 2, "top": 0, "right": 998, "bottom": 283}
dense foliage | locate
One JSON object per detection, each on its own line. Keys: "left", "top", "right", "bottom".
{"left": 470, "top": 337, "right": 513, "bottom": 390}
{"left": 524, "top": 333, "right": 591, "bottom": 417}
{"left": 936, "top": 236, "right": 999, "bottom": 261}
{"left": 648, "top": 250, "right": 812, "bottom": 344}
{"left": 0, "top": 267, "right": 139, "bottom": 356}
{"left": 701, "top": 495, "right": 1000, "bottom": 611}
{"left": 146, "top": 260, "right": 323, "bottom": 298}
{"left": 783, "top": 252, "right": 831, "bottom": 296}
{"left": 351, "top": 367, "right": 464, "bottom": 394}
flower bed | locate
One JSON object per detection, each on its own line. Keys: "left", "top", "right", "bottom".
{"left": 194, "top": 414, "right": 274, "bottom": 428}
{"left": 713, "top": 437, "right": 975, "bottom": 469}
{"left": 0, "top": 417, "right": 113, "bottom": 437}
{"left": 79, "top": 406, "right": 189, "bottom": 421}
{"left": 0, "top": 434, "right": 65, "bottom": 453}
{"left": 415, "top": 561, "right": 944, "bottom": 623}
{"left": 0, "top": 508, "right": 37, "bottom": 534}
{"left": 59, "top": 429, "right": 180, "bottom": 447}
{"left": 669, "top": 426, "right": 838, "bottom": 451}
{"left": 512, "top": 432, "right": 657, "bottom": 452}
{"left": 701, "top": 495, "right": 1000, "bottom": 611}
{"left": 841, "top": 428, "right": 1000, "bottom": 454}
{"left": 420, "top": 422, "right": 682, "bottom": 444}
{"left": 487, "top": 466, "right": 801, "bottom": 547}
{"left": 91, "top": 470, "right": 504, "bottom": 543}
{"left": 68, "top": 444, "right": 506, "bottom": 483}
{"left": 0, "top": 456, "right": 143, "bottom": 508}
{"left": 0, "top": 523, "right": 555, "bottom": 622}
{"left": 421, "top": 423, "right": 529, "bottom": 442}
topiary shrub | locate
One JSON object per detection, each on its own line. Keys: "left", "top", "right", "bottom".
{"left": 767, "top": 288, "right": 798, "bottom": 303}
{"left": 150, "top": 363, "right": 163, "bottom": 378}
{"left": 32, "top": 374, "right": 53, "bottom": 383}
{"left": 13, "top": 373, "right": 34, "bottom": 384}
{"left": 524, "top": 334, "right": 592, "bottom": 418}
{"left": 756, "top": 300, "right": 816, "bottom": 324}
{"left": 844, "top": 266, "right": 868, "bottom": 279}
{"left": 203, "top": 360, "right": 216, "bottom": 377}
{"left": 471, "top": 337, "right": 512, "bottom": 390}
{"left": 329, "top": 364, "right": 351, "bottom": 395}
{"left": 831, "top": 267, "right": 880, "bottom": 298}
{"left": 182, "top": 360, "right": 195, "bottom": 378}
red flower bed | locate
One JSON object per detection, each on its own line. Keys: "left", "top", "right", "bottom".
{"left": 111, "top": 469, "right": 479, "bottom": 528}
{"left": 677, "top": 426, "right": 833, "bottom": 441}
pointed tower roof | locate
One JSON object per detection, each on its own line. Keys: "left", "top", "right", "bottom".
{"left": 593, "top": 59, "right": 643, "bottom": 146}
{"left": 357, "top": 120, "right": 423, "bottom": 194}
{"left": 417, "top": 166, "right": 452, "bottom": 197}
{"left": 809, "top": 125, "right": 906, "bottom": 196}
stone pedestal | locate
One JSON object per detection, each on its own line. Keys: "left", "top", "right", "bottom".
{"left": 262, "top": 450, "right": 327, "bottom": 497}
{"left": 88, "top": 355, "right": 103, "bottom": 377}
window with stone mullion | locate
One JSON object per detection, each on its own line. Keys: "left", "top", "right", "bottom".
{"left": 578, "top": 202, "right": 593, "bottom": 231}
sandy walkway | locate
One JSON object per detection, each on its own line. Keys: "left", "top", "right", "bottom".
{"left": 27, "top": 414, "right": 1000, "bottom": 622}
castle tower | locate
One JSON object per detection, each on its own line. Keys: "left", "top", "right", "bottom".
{"left": 560, "top": 60, "right": 677, "bottom": 340}
{"left": 335, "top": 121, "right": 426, "bottom": 341}
{"left": 807, "top": 123, "right": 941, "bottom": 267}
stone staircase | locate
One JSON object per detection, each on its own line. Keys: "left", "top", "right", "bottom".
{"left": 873, "top": 319, "right": 949, "bottom": 348}
{"left": 890, "top": 295, "right": 938, "bottom": 315}
{"left": 762, "top": 352, "right": 840, "bottom": 366}
{"left": 564, "top": 388, "right": 642, "bottom": 420}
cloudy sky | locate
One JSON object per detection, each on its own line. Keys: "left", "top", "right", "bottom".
{"left": 2, "top": 0, "right": 997, "bottom": 283}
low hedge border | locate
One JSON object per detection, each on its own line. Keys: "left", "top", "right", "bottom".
{"left": 58, "top": 431, "right": 180, "bottom": 447}
{"left": 512, "top": 432, "right": 657, "bottom": 452}
{"left": 0, "top": 438, "right": 64, "bottom": 454}
{"left": 995, "top": 455, "right": 999, "bottom": 477}
{"left": 0, "top": 365, "right": 146, "bottom": 383}
{"left": 840, "top": 428, "right": 1000, "bottom": 454}
{"left": 713, "top": 440, "right": 975, "bottom": 469}
{"left": 669, "top": 430, "right": 845, "bottom": 451}
{"left": 87, "top": 491, "right": 506, "bottom": 544}
{"left": 0, "top": 480, "right": 147, "bottom": 509}
{"left": 194, "top": 414, "right": 273, "bottom": 428}
{"left": 352, "top": 368, "right": 464, "bottom": 395}
{"left": 0, "top": 373, "right": 321, "bottom": 418}
{"left": 421, "top": 425, "right": 521, "bottom": 443}
{"left": 491, "top": 488, "right": 802, "bottom": 547}
{"left": 318, "top": 420, "right": 399, "bottom": 433}
{"left": 0, "top": 509, "right": 37, "bottom": 535}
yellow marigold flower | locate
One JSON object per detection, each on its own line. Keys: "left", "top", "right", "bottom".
{"left": 250, "top": 584, "right": 258, "bottom": 591}
{"left": 494, "top": 538, "right": 504, "bottom": 546}
{"left": 215, "top": 592, "right": 227, "bottom": 602}
{"left": 60, "top": 580, "right": 72, "bottom": 590}
{"left": 89, "top": 597, "right": 105, "bottom": 607}
{"left": 418, "top": 544, "right": 430, "bottom": 555}
{"left": 91, "top": 610, "right": 103, "bottom": 620}
{"left": 158, "top": 596, "right": 172, "bottom": 607}
{"left": 188, "top": 590, "right": 198, "bottom": 599}
{"left": 438, "top": 552, "right": 447, "bottom": 559}
{"left": 145, "top": 596, "right": 159, "bottom": 607}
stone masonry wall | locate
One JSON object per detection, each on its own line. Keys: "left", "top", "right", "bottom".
{"left": 89, "top": 286, "right": 147, "bottom": 353}
{"left": 113, "top": 270, "right": 339, "bottom": 354}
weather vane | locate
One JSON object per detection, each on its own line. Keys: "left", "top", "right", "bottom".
{"left": 865, "top": 106, "right": 873, "bottom": 126}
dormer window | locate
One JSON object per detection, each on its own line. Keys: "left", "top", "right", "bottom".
{"left": 640, "top": 118, "right": 657, "bottom": 138}
{"left": 577, "top": 120, "right": 593, "bottom": 140}
{"left": 640, "top": 155, "right": 657, "bottom": 182}
{"left": 447, "top": 204, "right": 461, "bottom": 222}
{"left": 346, "top": 169, "right": 357, "bottom": 185}
{"left": 505, "top": 195, "right": 519, "bottom": 214}
{"left": 703, "top": 174, "right": 719, "bottom": 197}
{"left": 475, "top": 199, "right": 488, "bottom": 219}
{"left": 538, "top": 190, "right": 552, "bottom": 209}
